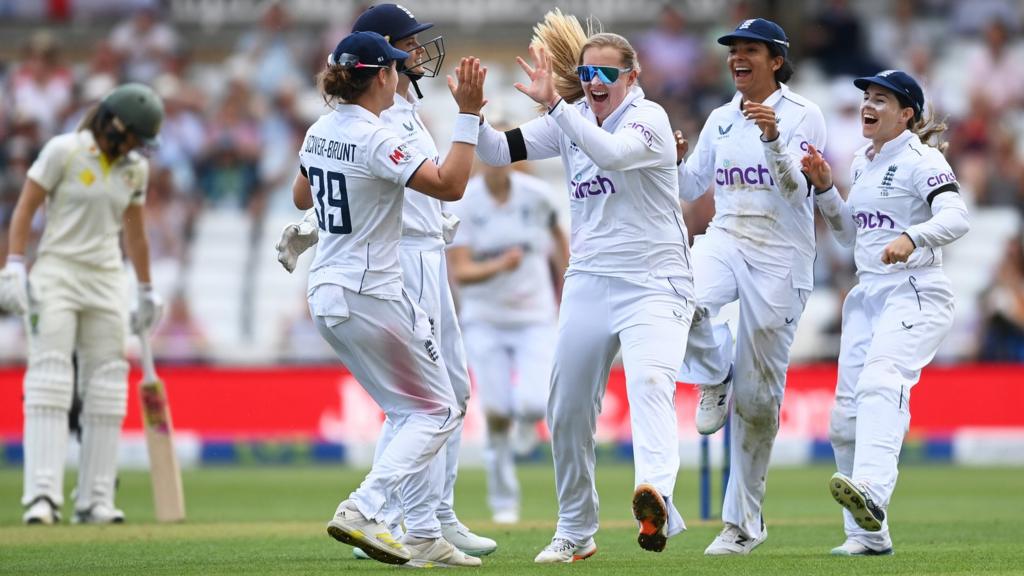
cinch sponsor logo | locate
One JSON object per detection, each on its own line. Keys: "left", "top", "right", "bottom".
{"left": 926, "top": 171, "right": 957, "bottom": 188}
{"left": 854, "top": 210, "right": 895, "bottom": 230}
{"left": 571, "top": 174, "right": 617, "bottom": 198}
{"left": 715, "top": 163, "right": 775, "bottom": 187}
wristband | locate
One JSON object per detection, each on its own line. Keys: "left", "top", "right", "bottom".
{"left": 548, "top": 97, "right": 563, "bottom": 114}
{"left": 452, "top": 113, "right": 480, "bottom": 145}
{"left": 813, "top": 184, "right": 835, "bottom": 196}
{"left": 901, "top": 232, "right": 917, "bottom": 249}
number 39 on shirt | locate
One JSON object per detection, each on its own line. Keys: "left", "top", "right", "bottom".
{"left": 308, "top": 166, "right": 352, "bottom": 234}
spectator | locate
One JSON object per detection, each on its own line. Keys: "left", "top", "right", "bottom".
{"left": 109, "top": 4, "right": 179, "bottom": 83}
{"left": 978, "top": 235, "right": 1024, "bottom": 361}
{"left": 633, "top": 4, "right": 704, "bottom": 122}
{"left": 804, "top": 0, "right": 880, "bottom": 78}
{"left": 197, "top": 80, "right": 262, "bottom": 210}
{"left": 153, "top": 291, "right": 209, "bottom": 363}
{"left": 152, "top": 73, "right": 206, "bottom": 196}
{"left": 975, "top": 129, "right": 1024, "bottom": 212}
{"left": 233, "top": 1, "right": 310, "bottom": 98}
{"left": 7, "top": 31, "right": 73, "bottom": 140}
{"left": 867, "top": 0, "right": 936, "bottom": 69}
{"left": 965, "top": 19, "right": 1024, "bottom": 111}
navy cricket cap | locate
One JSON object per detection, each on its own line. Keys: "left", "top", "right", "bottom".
{"left": 353, "top": 4, "right": 434, "bottom": 43}
{"left": 854, "top": 70, "right": 925, "bottom": 118}
{"left": 329, "top": 31, "right": 409, "bottom": 68}
{"left": 718, "top": 18, "right": 790, "bottom": 57}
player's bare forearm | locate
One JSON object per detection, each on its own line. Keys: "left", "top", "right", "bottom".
{"left": 448, "top": 246, "right": 517, "bottom": 284}
{"left": 123, "top": 204, "right": 153, "bottom": 284}
{"left": 8, "top": 178, "right": 46, "bottom": 257}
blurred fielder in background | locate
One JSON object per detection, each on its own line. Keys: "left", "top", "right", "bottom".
{"left": 0, "top": 83, "right": 164, "bottom": 524}
{"left": 807, "top": 69, "right": 969, "bottom": 557}
{"left": 674, "top": 18, "right": 826, "bottom": 555}
{"left": 446, "top": 158, "right": 568, "bottom": 525}
{"left": 277, "top": 3, "right": 496, "bottom": 561}
{"left": 477, "top": 11, "right": 696, "bottom": 563}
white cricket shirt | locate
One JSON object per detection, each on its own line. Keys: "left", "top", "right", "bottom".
{"left": 386, "top": 89, "right": 443, "bottom": 244}
{"left": 27, "top": 130, "right": 148, "bottom": 271}
{"left": 679, "top": 83, "right": 826, "bottom": 290}
{"left": 301, "top": 103, "right": 428, "bottom": 300}
{"left": 448, "top": 171, "right": 559, "bottom": 326}
{"left": 478, "top": 86, "right": 691, "bottom": 283}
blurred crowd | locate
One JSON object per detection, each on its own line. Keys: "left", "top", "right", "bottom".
{"left": 0, "top": 0, "right": 1022, "bottom": 363}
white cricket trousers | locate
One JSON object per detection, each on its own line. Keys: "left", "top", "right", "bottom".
{"left": 23, "top": 257, "right": 128, "bottom": 511}
{"left": 829, "top": 268, "right": 954, "bottom": 549}
{"left": 550, "top": 272, "right": 693, "bottom": 544}
{"left": 372, "top": 239, "right": 472, "bottom": 537}
{"left": 462, "top": 320, "right": 556, "bottom": 514}
{"left": 678, "top": 229, "right": 807, "bottom": 539}
{"left": 310, "top": 283, "right": 461, "bottom": 537}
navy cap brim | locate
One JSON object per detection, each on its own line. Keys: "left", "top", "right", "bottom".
{"left": 717, "top": 30, "right": 789, "bottom": 50}
{"left": 854, "top": 76, "right": 921, "bottom": 111}
{"left": 386, "top": 44, "right": 411, "bottom": 62}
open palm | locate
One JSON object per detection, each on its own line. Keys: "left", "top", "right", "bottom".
{"left": 514, "top": 44, "right": 557, "bottom": 108}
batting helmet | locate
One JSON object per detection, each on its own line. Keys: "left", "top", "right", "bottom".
{"left": 352, "top": 4, "right": 446, "bottom": 81}
{"left": 100, "top": 83, "right": 165, "bottom": 146}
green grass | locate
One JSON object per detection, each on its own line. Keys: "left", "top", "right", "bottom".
{"left": 1, "top": 464, "right": 1022, "bottom": 575}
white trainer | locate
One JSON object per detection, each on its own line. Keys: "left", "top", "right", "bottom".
{"left": 326, "top": 500, "right": 410, "bottom": 565}
{"left": 695, "top": 366, "right": 733, "bottom": 435}
{"left": 401, "top": 534, "right": 483, "bottom": 568}
{"left": 829, "top": 473, "right": 885, "bottom": 532}
{"left": 492, "top": 509, "right": 519, "bottom": 525}
{"left": 274, "top": 220, "right": 318, "bottom": 274}
{"left": 831, "top": 538, "right": 894, "bottom": 556}
{"left": 72, "top": 503, "right": 125, "bottom": 525}
{"left": 442, "top": 522, "right": 497, "bottom": 557}
{"left": 23, "top": 497, "right": 60, "bottom": 525}
{"left": 704, "top": 522, "right": 767, "bottom": 555}
{"left": 534, "top": 537, "right": 597, "bottom": 563}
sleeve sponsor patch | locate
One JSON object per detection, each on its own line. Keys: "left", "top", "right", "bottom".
{"left": 388, "top": 144, "right": 411, "bottom": 165}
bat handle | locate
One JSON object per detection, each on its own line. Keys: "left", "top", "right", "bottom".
{"left": 139, "top": 331, "right": 158, "bottom": 382}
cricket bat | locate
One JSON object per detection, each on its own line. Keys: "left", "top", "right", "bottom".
{"left": 138, "top": 332, "right": 186, "bottom": 522}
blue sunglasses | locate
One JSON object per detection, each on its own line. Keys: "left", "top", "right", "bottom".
{"left": 576, "top": 65, "right": 632, "bottom": 84}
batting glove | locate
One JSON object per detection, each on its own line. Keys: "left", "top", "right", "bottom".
{"left": 0, "top": 257, "right": 28, "bottom": 316}
{"left": 131, "top": 283, "right": 164, "bottom": 335}
{"left": 275, "top": 209, "right": 320, "bottom": 273}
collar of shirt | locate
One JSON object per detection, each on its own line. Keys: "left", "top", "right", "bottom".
{"left": 334, "top": 102, "right": 384, "bottom": 126}
{"left": 390, "top": 86, "right": 421, "bottom": 113}
{"left": 862, "top": 129, "right": 916, "bottom": 163}
{"left": 729, "top": 82, "right": 790, "bottom": 115}
{"left": 579, "top": 85, "right": 646, "bottom": 132}
{"left": 77, "top": 129, "right": 137, "bottom": 165}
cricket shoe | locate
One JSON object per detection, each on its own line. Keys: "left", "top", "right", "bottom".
{"left": 829, "top": 473, "right": 885, "bottom": 532}
{"left": 442, "top": 522, "right": 497, "bottom": 557}
{"left": 534, "top": 537, "right": 597, "bottom": 563}
{"left": 695, "top": 365, "right": 733, "bottom": 435}
{"left": 353, "top": 525, "right": 403, "bottom": 560}
{"left": 72, "top": 503, "right": 125, "bottom": 524}
{"left": 275, "top": 220, "right": 318, "bottom": 274}
{"left": 632, "top": 484, "right": 668, "bottom": 552}
{"left": 23, "top": 496, "right": 61, "bottom": 525}
{"left": 704, "top": 521, "right": 767, "bottom": 555}
{"left": 327, "top": 500, "right": 410, "bottom": 565}
{"left": 400, "top": 533, "right": 482, "bottom": 568}
{"left": 830, "top": 538, "right": 894, "bottom": 556}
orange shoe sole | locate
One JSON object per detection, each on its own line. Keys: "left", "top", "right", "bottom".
{"left": 632, "top": 484, "right": 668, "bottom": 552}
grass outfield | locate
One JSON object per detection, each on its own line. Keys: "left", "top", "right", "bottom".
{"left": 1, "top": 464, "right": 1021, "bottom": 575}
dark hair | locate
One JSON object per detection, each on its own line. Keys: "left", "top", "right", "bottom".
{"left": 767, "top": 43, "right": 794, "bottom": 84}
{"left": 316, "top": 63, "right": 386, "bottom": 105}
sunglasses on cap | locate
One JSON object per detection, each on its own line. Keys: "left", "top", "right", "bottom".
{"left": 576, "top": 65, "right": 632, "bottom": 84}
{"left": 328, "top": 52, "right": 393, "bottom": 70}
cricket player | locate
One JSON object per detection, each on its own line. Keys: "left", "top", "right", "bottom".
{"left": 276, "top": 3, "right": 496, "bottom": 559}
{"left": 673, "top": 18, "right": 826, "bottom": 555}
{"left": 446, "top": 162, "right": 568, "bottom": 524}
{"left": 296, "top": 30, "right": 486, "bottom": 567}
{"left": 476, "top": 20, "right": 695, "bottom": 561}
{"left": 804, "top": 70, "right": 969, "bottom": 556}
{"left": 0, "top": 84, "right": 164, "bottom": 524}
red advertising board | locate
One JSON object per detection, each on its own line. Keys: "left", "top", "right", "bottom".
{"left": 1, "top": 365, "right": 1022, "bottom": 441}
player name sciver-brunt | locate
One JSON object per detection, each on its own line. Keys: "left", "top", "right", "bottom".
{"left": 303, "top": 135, "right": 357, "bottom": 162}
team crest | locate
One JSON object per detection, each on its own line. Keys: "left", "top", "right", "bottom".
{"left": 79, "top": 169, "right": 95, "bottom": 186}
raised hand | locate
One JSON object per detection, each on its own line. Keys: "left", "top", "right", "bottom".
{"left": 674, "top": 130, "right": 689, "bottom": 165}
{"left": 447, "top": 57, "right": 488, "bottom": 115}
{"left": 801, "top": 143, "right": 833, "bottom": 190}
{"left": 742, "top": 101, "right": 779, "bottom": 142}
{"left": 513, "top": 44, "right": 558, "bottom": 108}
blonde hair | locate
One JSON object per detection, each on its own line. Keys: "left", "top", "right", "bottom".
{"left": 909, "top": 105, "right": 949, "bottom": 154}
{"left": 530, "top": 10, "right": 641, "bottom": 105}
